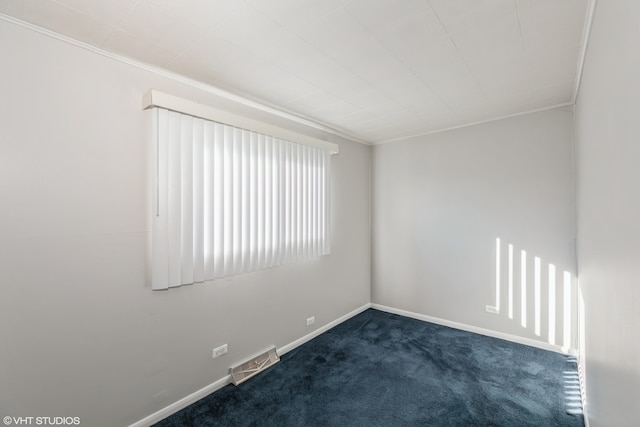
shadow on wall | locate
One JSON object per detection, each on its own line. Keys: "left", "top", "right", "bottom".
{"left": 490, "top": 237, "right": 580, "bottom": 353}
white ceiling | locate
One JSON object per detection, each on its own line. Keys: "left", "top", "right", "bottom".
{"left": 0, "top": 0, "right": 589, "bottom": 144}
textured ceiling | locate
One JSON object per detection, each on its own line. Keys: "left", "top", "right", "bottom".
{"left": 0, "top": 0, "right": 589, "bottom": 144}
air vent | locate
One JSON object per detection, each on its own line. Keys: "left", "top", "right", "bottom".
{"left": 230, "top": 347, "right": 280, "bottom": 386}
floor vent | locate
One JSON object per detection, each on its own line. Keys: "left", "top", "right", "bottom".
{"left": 230, "top": 347, "right": 280, "bottom": 386}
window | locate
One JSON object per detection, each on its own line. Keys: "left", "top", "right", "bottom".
{"left": 148, "top": 92, "right": 337, "bottom": 290}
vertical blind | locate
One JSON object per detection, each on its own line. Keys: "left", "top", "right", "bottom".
{"left": 152, "top": 108, "right": 332, "bottom": 290}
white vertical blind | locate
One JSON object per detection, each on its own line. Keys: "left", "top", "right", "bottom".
{"left": 152, "top": 108, "right": 332, "bottom": 290}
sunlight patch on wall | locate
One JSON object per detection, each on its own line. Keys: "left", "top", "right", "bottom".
{"left": 534, "top": 256, "right": 541, "bottom": 337}
{"left": 495, "top": 238, "right": 501, "bottom": 312}
{"left": 508, "top": 244, "right": 514, "bottom": 319}
{"left": 548, "top": 264, "right": 556, "bottom": 345}
{"left": 563, "top": 271, "right": 572, "bottom": 351}
{"left": 521, "top": 250, "right": 527, "bottom": 328}
{"left": 490, "top": 238, "right": 577, "bottom": 352}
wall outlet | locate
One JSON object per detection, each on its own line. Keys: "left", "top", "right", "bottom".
{"left": 306, "top": 316, "right": 315, "bottom": 326}
{"left": 212, "top": 344, "right": 228, "bottom": 359}
{"left": 485, "top": 305, "right": 499, "bottom": 314}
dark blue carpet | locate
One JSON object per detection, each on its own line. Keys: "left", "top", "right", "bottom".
{"left": 155, "top": 309, "right": 584, "bottom": 426}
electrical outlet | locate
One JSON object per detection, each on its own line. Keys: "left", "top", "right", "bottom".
{"left": 485, "top": 305, "right": 499, "bottom": 314}
{"left": 212, "top": 344, "right": 228, "bottom": 359}
{"left": 306, "top": 316, "right": 315, "bottom": 326}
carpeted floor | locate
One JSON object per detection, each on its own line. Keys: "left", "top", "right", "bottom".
{"left": 154, "top": 309, "right": 584, "bottom": 426}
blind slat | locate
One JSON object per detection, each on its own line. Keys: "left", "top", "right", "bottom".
{"left": 152, "top": 109, "right": 169, "bottom": 290}
{"left": 193, "top": 118, "right": 205, "bottom": 283}
{"left": 167, "top": 112, "right": 182, "bottom": 288}
{"left": 204, "top": 121, "right": 214, "bottom": 279}
{"left": 180, "top": 115, "right": 194, "bottom": 285}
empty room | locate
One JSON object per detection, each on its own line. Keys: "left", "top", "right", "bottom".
{"left": 1, "top": 0, "right": 638, "bottom": 426}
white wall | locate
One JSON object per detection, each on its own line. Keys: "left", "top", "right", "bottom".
{"left": 0, "top": 20, "right": 370, "bottom": 426}
{"left": 574, "top": 1, "right": 640, "bottom": 425}
{"left": 372, "top": 110, "right": 576, "bottom": 347}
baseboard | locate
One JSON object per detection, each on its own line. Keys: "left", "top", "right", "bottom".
{"left": 583, "top": 405, "right": 590, "bottom": 427}
{"left": 575, "top": 350, "right": 590, "bottom": 427}
{"left": 129, "top": 303, "right": 371, "bottom": 427}
{"left": 279, "top": 303, "right": 371, "bottom": 355}
{"left": 128, "top": 374, "right": 232, "bottom": 427}
{"left": 371, "top": 303, "right": 577, "bottom": 356}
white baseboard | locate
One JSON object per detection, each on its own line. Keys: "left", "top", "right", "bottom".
{"left": 129, "top": 303, "right": 371, "bottom": 427}
{"left": 371, "top": 303, "right": 577, "bottom": 356}
{"left": 583, "top": 404, "right": 590, "bottom": 427}
{"left": 575, "top": 350, "right": 590, "bottom": 427}
{"left": 279, "top": 303, "right": 371, "bottom": 355}
{"left": 128, "top": 374, "right": 232, "bottom": 427}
